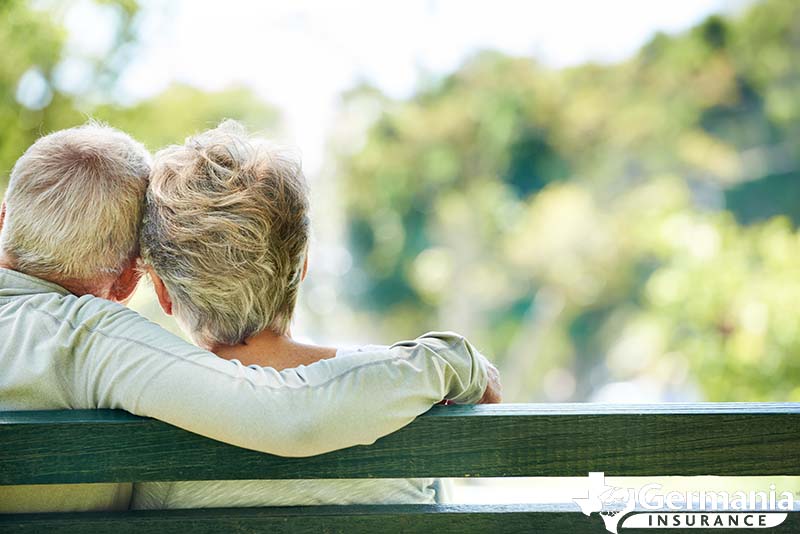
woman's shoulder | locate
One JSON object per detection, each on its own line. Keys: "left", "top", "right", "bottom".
{"left": 335, "top": 343, "right": 390, "bottom": 357}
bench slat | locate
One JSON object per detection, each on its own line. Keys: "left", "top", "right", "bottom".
{"left": 2, "top": 505, "right": 799, "bottom": 534}
{"left": 1, "top": 403, "right": 799, "bottom": 484}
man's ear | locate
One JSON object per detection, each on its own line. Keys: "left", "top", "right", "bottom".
{"left": 0, "top": 202, "right": 6, "bottom": 234}
{"left": 110, "top": 258, "right": 143, "bottom": 305}
{"left": 148, "top": 268, "right": 174, "bottom": 316}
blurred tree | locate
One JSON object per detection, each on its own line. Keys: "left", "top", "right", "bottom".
{"left": 92, "top": 84, "right": 281, "bottom": 150}
{"left": 0, "top": 0, "right": 79, "bottom": 179}
{"left": 336, "top": 0, "right": 800, "bottom": 402}
{"left": 0, "top": 0, "right": 280, "bottom": 188}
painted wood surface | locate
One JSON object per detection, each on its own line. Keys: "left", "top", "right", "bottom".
{"left": 1, "top": 403, "right": 798, "bottom": 484}
{"left": 2, "top": 505, "right": 799, "bottom": 534}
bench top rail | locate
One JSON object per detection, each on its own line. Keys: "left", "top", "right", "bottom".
{"left": 1, "top": 403, "right": 799, "bottom": 485}
{"left": 3, "top": 505, "right": 799, "bottom": 534}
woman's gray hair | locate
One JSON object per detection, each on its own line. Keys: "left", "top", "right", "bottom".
{"left": 140, "top": 120, "right": 310, "bottom": 347}
{"left": 1, "top": 122, "right": 150, "bottom": 281}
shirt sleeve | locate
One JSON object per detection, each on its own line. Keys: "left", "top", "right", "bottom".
{"left": 75, "top": 299, "right": 488, "bottom": 457}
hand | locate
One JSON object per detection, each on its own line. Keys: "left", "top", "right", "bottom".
{"left": 477, "top": 359, "right": 502, "bottom": 404}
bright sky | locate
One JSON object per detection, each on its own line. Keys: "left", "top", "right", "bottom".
{"left": 58, "top": 0, "right": 746, "bottom": 175}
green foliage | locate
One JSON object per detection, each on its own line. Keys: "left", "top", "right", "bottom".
{"left": 0, "top": 0, "right": 75, "bottom": 178}
{"left": 0, "top": 1, "right": 279, "bottom": 189}
{"left": 338, "top": 0, "right": 800, "bottom": 402}
{"left": 92, "top": 84, "right": 281, "bottom": 150}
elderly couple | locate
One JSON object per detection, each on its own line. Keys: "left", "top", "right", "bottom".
{"left": 0, "top": 121, "right": 501, "bottom": 512}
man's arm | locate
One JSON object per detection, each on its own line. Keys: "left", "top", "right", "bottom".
{"left": 78, "top": 302, "right": 490, "bottom": 457}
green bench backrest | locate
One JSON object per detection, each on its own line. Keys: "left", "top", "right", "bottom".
{"left": 1, "top": 403, "right": 799, "bottom": 533}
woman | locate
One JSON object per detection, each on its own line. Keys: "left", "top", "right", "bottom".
{"left": 132, "top": 120, "right": 500, "bottom": 508}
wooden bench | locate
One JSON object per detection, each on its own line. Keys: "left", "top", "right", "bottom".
{"left": 1, "top": 403, "right": 799, "bottom": 532}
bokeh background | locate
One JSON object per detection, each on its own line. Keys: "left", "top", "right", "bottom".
{"left": 3, "top": 0, "right": 800, "bottom": 409}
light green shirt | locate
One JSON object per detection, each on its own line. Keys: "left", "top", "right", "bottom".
{"left": 0, "top": 268, "right": 488, "bottom": 512}
{"left": 132, "top": 345, "right": 442, "bottom": 509}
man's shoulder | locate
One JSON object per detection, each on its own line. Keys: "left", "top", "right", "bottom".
{"left": 7, "top": 289, "right": 140, "bottom": 333}
{"left": 63, "top": 295, "right": 197, "bottom": 356}
{"left": 1, "top": 287, "right": 191, "bottom": 356}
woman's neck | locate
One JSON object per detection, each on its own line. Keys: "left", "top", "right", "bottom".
{"left": 210, "top": 329, "right": 338, "bottom": 371}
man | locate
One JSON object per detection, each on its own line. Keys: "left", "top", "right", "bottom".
{"left": 0, "top": 123, "right": 500, "bottom": 512}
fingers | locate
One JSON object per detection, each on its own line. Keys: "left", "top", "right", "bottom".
{"left": 478, "top": 362, "right": 503, "bottom": 404}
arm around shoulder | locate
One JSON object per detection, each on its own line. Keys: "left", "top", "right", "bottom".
{"left": 80, "top": 305, "right": 495, "bottom": 457}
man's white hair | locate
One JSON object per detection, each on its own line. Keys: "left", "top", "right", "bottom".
{"left": 141, "top": 120, "right": 309, "bottom": 347}
{"left": 0, "top": 122, "right": 151, "bottom": 281}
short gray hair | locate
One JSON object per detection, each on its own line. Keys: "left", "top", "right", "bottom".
{"left": 141, "top": 120, "right": 309, "bottom": 347}
{"left": 1, "top": 122, "right": 150, "bottom": 280}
